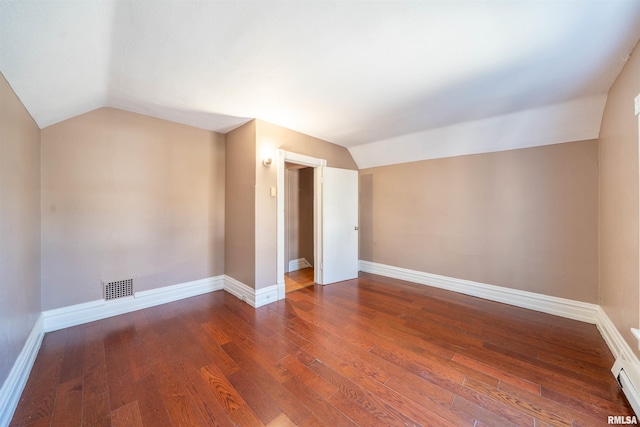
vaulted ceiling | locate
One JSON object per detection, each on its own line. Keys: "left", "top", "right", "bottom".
{"left": 1, "top": 1, "right": 639, "bottom": 167}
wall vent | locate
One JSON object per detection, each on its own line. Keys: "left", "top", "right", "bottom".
{"left": 103, "top": 279, "right": 133, "bottom": 301}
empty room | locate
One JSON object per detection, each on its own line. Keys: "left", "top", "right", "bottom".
{"left": 2, "top": 1, "right": 640, "bottom": 426}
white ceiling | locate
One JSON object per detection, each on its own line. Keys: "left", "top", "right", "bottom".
{"left": 1, "top": 1, "right": 639, "bottom": 167}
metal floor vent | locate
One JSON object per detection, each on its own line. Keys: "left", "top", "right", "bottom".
{"left": 104, "top": 279, "right": 133, "bottom": 300}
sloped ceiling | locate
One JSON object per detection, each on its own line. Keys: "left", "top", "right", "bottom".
{"left": 1, "top": 1, "right": 639, "bottom": 167}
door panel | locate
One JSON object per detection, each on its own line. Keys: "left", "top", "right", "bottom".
{"left": 319, "top": 167, "right": 358, "bottom": 284}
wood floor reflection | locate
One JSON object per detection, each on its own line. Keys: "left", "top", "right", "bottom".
{"left": 284, "top": 267, "right": 315, "bottom": 293}
{"left": 10, "top": 272, "right": 633, "bottom": 426}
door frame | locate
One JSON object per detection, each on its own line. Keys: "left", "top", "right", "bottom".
{"left": 636, "top": 93, "right": 640, "bottom": 347}
{"left": 276, "top": 150, "right": 326, "bottom": 299}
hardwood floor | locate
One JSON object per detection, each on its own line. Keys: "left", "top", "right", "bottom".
{"left": 11, "top": 272, "right": 633, "bottom": 426}
{"left": 284, "top": 268, "right": 315, "bottom": 293}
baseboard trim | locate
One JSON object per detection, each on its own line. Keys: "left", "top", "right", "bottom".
{"left": 255, "top": 284, "right": 279, "bottom": 307}
{"left": 597, "top": 306, "right": 640, "bottom": 366}
{"left": 223, "top": 275, "right": 253, "bottom": 305}
{"left": 223, "top": 275, "right": 279, "bottom": 308}
{"left": 43, "top": 276, "right": 225, "bottom": 332}
{"left": 0, "top": 315, "right": 44, "bottom": 427}
{"left": 359, "top": 260, "right": 599, "bottom": 324}
{"left": 288, "top": 258, "right": 312, "bottom": 272}
{"left": 277, "top": 280, "right": 286, "bottom": 301}
{"left": 597, "top": 306, "right": 640, "bottom": 417}
{"left": 42, "top": 273, "right": 284, "bottom": 333}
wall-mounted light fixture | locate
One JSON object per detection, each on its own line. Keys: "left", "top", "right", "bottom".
{"left": 261, "top": 147, "right": 274, "bottom": 167}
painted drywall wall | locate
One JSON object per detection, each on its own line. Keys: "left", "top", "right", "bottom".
{"left": 599, "top": 41, "right": 640, "bottom": 358}
{"left": 255, "top": 119, "right": 357, "bottom": 289}
{"left": 286, "top": 166, "right": 314, "bottom": 268}
{"left": 359, "top": 140, "right": 599, "bottom": 303}
{"left": 225, "top": 121, "right": 257, "bottom": 287}
{"left": 0, "top": 72, "right": 41, "bottom": 386}
{"left": 41, "top": 108, "right": 225, "bottom": 310}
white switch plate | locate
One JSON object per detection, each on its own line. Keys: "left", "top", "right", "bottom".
{"left": 270, "top": 187, "right": 276, "bottom": 197}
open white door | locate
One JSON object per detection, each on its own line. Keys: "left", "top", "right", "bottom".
{"left": 316, "top": 167, "right": 359, "bottom": 285}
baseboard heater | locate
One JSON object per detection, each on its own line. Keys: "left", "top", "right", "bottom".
{"left": 612, "top": 359, "right": 640, "bottom": 416}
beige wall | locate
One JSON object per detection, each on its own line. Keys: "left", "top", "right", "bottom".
{"left": 360, "top": 140, "right": 599, "bottom": 302}
{"left": 41, "top": 108, "right": 225, "bottom": 310}
{"left": 599, "top": 41, "right": 640, "bottom": 357}
{"left": 225, "top": 121, "right": 256, "bottom": 286}
{"left": 286, "top": 166, "right": 314, "bottom": 268}
{"left": 256, "top": 120, "right": 358, "bottom": 170}
{"left": 0, "top": 73, "right": 41, "bottom": 385}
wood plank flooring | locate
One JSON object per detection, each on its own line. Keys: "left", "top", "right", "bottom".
{"left": 10, "top": 272, "right": 634, "bottom": 426}
{"left": 285, "top": 268, "right": 315, "bottom": 293}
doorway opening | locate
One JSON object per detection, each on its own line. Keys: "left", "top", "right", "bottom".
{"left": 276, "top": 151, "right": 326, "bottom": 299}
{"left": 284, "top": 163, "right": 315, "bottom": 293}
{"left": 276, "top": 150, "right": 359, "bottom": 299}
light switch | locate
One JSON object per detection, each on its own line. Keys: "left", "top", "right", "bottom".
{"left": 270, "top": 187, "right": 277, "bottom": 197}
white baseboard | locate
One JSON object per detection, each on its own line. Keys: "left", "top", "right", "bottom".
{"left": 277, "top": 280, "right": 286, "bottom": 301}
{"left": 0, "top": 315, "right": 44, "bottom": 427}
{"left": 288, "top": 258, "right": 312, "bottom": 272}
{"left": 359, "top": 260, "right": 599, "bottom": 324}
{"left": 598, "top": 306, "right": 640, "bottom": 416}
{"left": 223, "top": 275, "right": 279, "bottom": 308}
{"left": 255, "top": 284, "right": 279, "bottom": 307}
{"left": 597, "top": 306, "right": 640, "bottom": 367}
{"left": 42, "top": 273, "right": 285, "bottom": 333}
{"left": 223, "top": 275, "right": 254, "bottom": 305}
{"left": 43, "top": 275, "right": 225, "bottom": 332}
